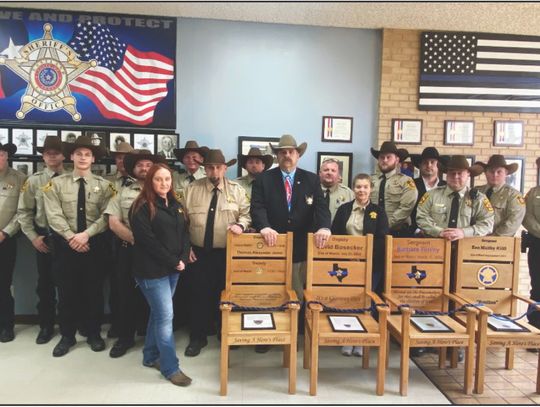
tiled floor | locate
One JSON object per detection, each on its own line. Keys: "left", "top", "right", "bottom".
{"left": 0, "top": 324, "right": 449, "bottom": 404}
{"left": 412, "top": 347, "right": 540, "bottom": 404}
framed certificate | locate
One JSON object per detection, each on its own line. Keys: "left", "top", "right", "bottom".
{"left": 487, "top": 315, "right": 529, "bottom": 332}
{"left": 493, "top": 120, "right": 524, "bottom": 147}
{"left": 444, "top": 120, "right": 474, "bottom": 145}
{"left": 241, "top": 313, "right": 275, "bottom": 330}
{"left": 505, "top": 156, "right": 524, "bottom": 193}
{"left": 392, "top": 119, "right": 422, "bottom": 144}
{"left": 327, "top": 315, "right": 365, "bottom": 333}
{"left": 410, "top": 316, "right": 454, "bottom": 333}
{"left": 322, "top": 116, "right": 353, "bottom": 143}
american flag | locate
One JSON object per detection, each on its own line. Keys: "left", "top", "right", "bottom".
{"left": 419, "top": 32, "right": 540, "bottom": 112}
{"left": 68, "top": 21, "right": 174, "bottom": 125}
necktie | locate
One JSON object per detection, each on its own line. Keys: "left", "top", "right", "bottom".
{"left": 203, "top": 187, "right": 219, "bottom": 251}
{"left": 77, "top": 178, "right": 87, "bottom": 233}
{"left": 52, "top": 172, "right": 59, "bottom": 178}
{"left": 188, "top": 174, "right": 195, "bottom": 183}
{"left": 486, "top": 187, "right": 494, "bottom": 199}
{"left": 448, "top": 192, "right": 460, "bottom": 228}
{"left": 378, "top": 175, "right": 386, "bottom": 207}
{"left": 324, "top": 188, "right": 330, "bottom": 207}
{"left": 284, "top": 175, "right": 293, "bottom": 212}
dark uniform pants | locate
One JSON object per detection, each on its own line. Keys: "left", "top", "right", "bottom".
{"left": 528, "top": 235, "right": 540, "bottom": 328}
{"left": 0, "top": 237, "right": 17, "bottom": 331}
{"left": 54, "top": 233, "right": 106, "bottom": 337}
{"left": 35, "top": 232, "right": 58, "bottom": 328}
{"left": 186, "top": 246, "right": 226, "bottom": 342}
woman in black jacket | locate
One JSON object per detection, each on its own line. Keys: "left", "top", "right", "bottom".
{"left": 130, "top": 163, "right": 192, "bottom": 387}
{"left": 332, "top": 173, "right": 389, "bottom": 356}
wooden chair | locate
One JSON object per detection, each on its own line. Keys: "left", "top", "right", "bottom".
{"left": 453, "top": 236, "right": 540, "bottom": 394}
{"left": 303, "top": 233, "right": 389, "bottom": 396}
{"left": 383, "top": 236, "right": 477, "bottom": 396}
{"left": 219, "top": 232, "right": 300, "bottom": 396}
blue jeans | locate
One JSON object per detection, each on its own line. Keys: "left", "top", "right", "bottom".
{"left": 135, "top": 274, "right": 180, "bottom": 379}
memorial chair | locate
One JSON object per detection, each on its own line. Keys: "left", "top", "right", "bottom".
{"left": 303, "top": 233, "right": 389, "bottom": 396}
{"left": 383, "top": 236, "right": 477, "bottom": 396}
{"left": 453, "top": 236, "right": 540, "bottom": 394}
{"left": 219, "top": 232, "right": 300, "bottom": 396}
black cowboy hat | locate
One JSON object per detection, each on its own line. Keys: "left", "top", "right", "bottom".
{"left": 62, "top": 135, "right": 106, "bottom": 160}
{"left": 173, "top": 140, "right": 209, "bottom": 162}
{"left": 370, "top": 141, "right": 409, "bottom": 162}
{"left": 238, "top": 147, "right": 274, "bottom": 171}
{"left": 410, "top": 147, "right": 450, "bottom": 169}
{"left": 124, "top": 149, "right": 167, "bottom": 178}
{"left": 0, "top": 142, "right": 17, "bottom": 157}
{"left": 475, "top": 155, "right": 518, "bottom": 175}
{"left": 443, "top": 155, "right": 484, "bottom": 177}
{"left": 36, "top": 136, "right": 64, "bottom": 154}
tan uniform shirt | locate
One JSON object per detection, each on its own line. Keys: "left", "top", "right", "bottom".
{"left": 18, "top": 167, "right": 64, "bottom": 241}
{"left": 416, "top": 185, "right": 494, "bottom": 238}
{"left": 477, "top": 183, "right": 525, "bottom": 236}
{"left": 0, "top": 167, "right": 26, "bottom": 236}
{"left": 104, "top": 181, "right": 142, "bottom": 230}
{"left": 43, "top": 172, "right": 115, "bottom": 240}
{"left": 105, "top": 172, "right": 133, "bottom": 191}
{"left": 235, "top": 174, "right": 255, "bottom": 202}
{"left": 345, "top": 200, "right": 368, "bottom": 235}
{"left": 321, "top": 183, "right": 355, "bottom": 222}
{"left": 173, "top": 166, "right": 206, "bottom": 199}
{"left": 523, "top": 186, "right": 540, "bottom": 239}
{"left": 370, "top": 167, "right": 417, "bottom": 230}
{"left": 183, "top": 177, "right": 251, "bottom": 248}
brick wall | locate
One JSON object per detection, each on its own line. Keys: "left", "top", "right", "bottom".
{"left": 377, "top": 28, "right": 539, "bottom": 310}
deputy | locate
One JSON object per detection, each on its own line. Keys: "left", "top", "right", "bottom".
{"left": 319, "top": 158, "right": 354, "bottom": 222}
{"left": 182, "top": 149, "right": 250, "bottom": 357}
{"left": 0, "top": 142, "right": 27, "bottom": 343}
{"left": 172, "top": 140, "right": 209, "bottom": 197}
{"left": 235, "top": 147, "right": 273, "bottom": 202}
{"left": 475, "top": 155, "right": 525, "bottom": 236}
{"left": 43, "top": 135, "right": 115, "bottom": 357}
{"left": 17, "top": 136, "right": 65, "bottom": 345}
{"left": 106, "top": 141, "right": 135, "bottom": 189}
{"left": 105, "top": 149, "right": 166, "bottom": 358}
{"left": 370, "top": 141, "right": 417, "bottom": 236}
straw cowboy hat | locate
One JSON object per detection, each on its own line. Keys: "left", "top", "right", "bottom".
{"left": 110, "top": 142, "right": 134, "bottom": 156}
{"left": 124, "top": 149, "right": 167, "bottom": 178}
{"left": 238, "top": 147, "right": 274, "bottom": 171}
{"left": 36, "top": 136, "right": 63, "bottom": 154}
{"left": 475, "top": 155, "right": 518, "bottom": 175}
{"left": 62, "top": 135, "right": 106, "bottom": 159}
{"left": 173, "top": 140, "right": 210, "bottom": 162}
{"left": 0, "top": 142, "right": 17, "bottom": 157}
{"left": 269, "top": 134, "right": 307, "bottom": 157}
{"left": 370, "top": 141, "right": 409, "bottom": 162}
{"left": 410, "top": 147, "right": 450, "bottom": 169}
{"left": 195, "top": 149, "right": 237, "bottom": 167}
{"left": 443, "top": 155, "right": 484, "bottom": 177}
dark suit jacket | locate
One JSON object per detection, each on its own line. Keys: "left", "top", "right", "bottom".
{"left": 251, "top": 167, "right": 331, "bottom": 262}
{"left": 410, "top": 177, "right": 447, "bottom": 232}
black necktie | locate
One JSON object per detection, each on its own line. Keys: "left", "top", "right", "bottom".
{"left": 188, "top": 175, "right": 195, "bottom": 183}
{"left": 203, "top": 187, "right": 219, "bottom": 251}
{"left": 448, "top": 192, "right": 460, "bottom": 228}
{"left": 378, "top": 175, "right": 386, "bottom": 207}
{"left": 77, "top": 178, "right": 87, "bottom": 233}
{"left": 486, "top": 187, "right": 494, "bottom": 199}
{"left": 52, "top": 172, "right": 59, "bottom": 178}
{"left": 324, "top": 188, "right": 330, "bottom": 207}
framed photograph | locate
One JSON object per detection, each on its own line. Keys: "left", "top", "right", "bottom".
{"left": 61, "top": 130, "right": 82, "bottom": 144}
{"left": 322, "top": 116, "right": 353, "bottom": 143}
{"left": 505, "top": 156, "right": 525, "bottom": 193}
{"left": 410, "top": 316, "right": 454, "bottom": 333}
{"left": 84, "top": 130, "right": 107, "bottom": 149}
{"left": 241, "top": 313, "right": 275, "bottom": 330}
{"left": 36, "top": 129, "right": 59, "bottom": 155}
{"left": 487, "top": 315, "right": 529, "bottom": 332}
{"left": 0, "top": 128, "right": 8, "bottom": 145}
{"left": 317, "top": 152, "right": 353, "bottom": 188}
{"left": 444, "top": 120, "right": 475, "bottom": 146}
{"left": 91, "top": 164, "right": 107, "bottom": 177}
{"left": 109, "top": 132, "right": 132, "bottom": 152}
{"left": 36, "top": 161, "right": 45, "bottom": 172}
{"left": 494, "top": 120, "right": 524, "bottom": 147}
{"left": 392, "top": 119, "right": 422, "bottom": 144}
{"left": 156, "top": 134, "right": 178, "bottom": 159}
{"left": 400, "top": 161, "right": 417, "bottom": 178}
{"left": 10, "top": 160, "right": 34, "bottom": 176}
{"left": 109, "top": 164, "right": 117, "bottom": 175}
{"left": 12, "top": 128, "right": 34, "bottom": 155}
{"left": 327, "top": 315, "right": 365, "bottom": 333}
{"left": 134, "top": 133, "right": 155, "bottom": 153}
{"left": 237, "top": 136, "right": 279, "bottom": 177}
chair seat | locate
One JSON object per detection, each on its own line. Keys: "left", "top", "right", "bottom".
{"left": 306, "top": 312, "right": 382, "bottom": 346}
{"left": 224, "top": 311, "right": 294, "bottom": 346}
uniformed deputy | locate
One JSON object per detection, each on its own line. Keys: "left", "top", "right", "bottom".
{"left": 17, "top": 136, "right": 65, "bottom": 345}
{"left": 105, "top": 150, "right": 166, "bottom": 358}
{"left": 370, "top": 141, "right": 417, "bottom": 236}
{"left": 319, "top": 157, "right": 354, "bottom": 222}
{"left": 235, "top": 147, "right": 273, "bottom": 202}
{"left": 43, "top": 135, "right": 115, "bottom": 357}
{"left": 0, "top": 142, "right": 26, "bottom": 343}
{"left": 475, "top": 155, "right": 525, "bottom": 237}
{"left": 172, "top": 140, "right": 209, "bottom": 198}
{"left": 523, "top": 157, "right": 540, "bottom": 332}
{"left": 182, "top": 149, "right": 251, "bottom": 357}
{"left": 105, "top": 141, "right": 135, "bottom": 189}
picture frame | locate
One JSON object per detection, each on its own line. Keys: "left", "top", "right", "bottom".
{"left": 61, "top": 130, "right": 82, "bottom": 144}
{"left": 505, "top": 156, "right": 525, "bottom": 193}
{"left": 134, "top": 133, "right": 155, "bottom": 153}
{"left": 0, "top": 128, "right": 8, "bottom": 145}
{"left": 12, "top": 128, "right": 34, "bottom": 155}
{"left": 36, "top": 129, "right": 59, "bottom": 155}
{"left": 322, "top": 116, "right": 353, "bottom": 143}
{"left": 327, "top": 315, "right": 365, "bottom": 333}
{"left": 241, "top": 313, "right": 275, "bottom": 330}
{"left": 109, "top": 132, "right": 132, "bottom": 152}
{"left": 317, "top": 152, "right": 353, "bottom": 188}
{"left": 10, "top": 160, "right": 34, "bottom": 176}
{"left": 84, "top": 130, "right": 107, "bottom": 149}
{"left": 156, "top": 134, "right": 178, "bottom": 160}
{"left": 487, "top": 315, "right": 529, "bottom": 332}
{"left": 493, "top": 120, "right": 524, "bottom": 147}
{"left": 410, "top": 316, "right": 454, "bottom": 333}
{"left": 391, "top": 119, "right": 422, "bottom": 144}
{"left": 237, "top": 136, "right": 279, "bottom": 177}
{"left": 444, "top": 120, "right": 475, "bottom": 146}
{"left": 400, "top": 160, "right": 417, "bottom": 178}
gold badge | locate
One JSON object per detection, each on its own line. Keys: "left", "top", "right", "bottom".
{"left": 174, "top": 191, "right": 183, "bottom": 202}
{"left": 418, "top": 193, "right": 429, "bottom": 206}
{"left": 177, "top": 208, "right": 184, "bottom": 214}
{"left": 306, "top": 195, "right": 313, "bottom": 205}
{"left": 406, "top": 179, "right": 416, "bottom": 190}
{"left": 42, "top": 181, "right": 53, "bottom": 193}
{"left": 20, "top": 180, "right": 29, "bottom": 193}
{"left": 483, "top": 198, "right": 494, "bottom": 212}
{"left": 465, "top": 199, "right": 472, "bottom": 207}
{"left": 517, "top": 195, "right": 525, "bottom": 206}
{"left": 93, "top": 186, "right": 100, "bottom": 193}
{"left": 227, "top": 195, "right": 234, "bottom": 203}
{"left": 369, "top": 211, "right": 377, "bottom": 219}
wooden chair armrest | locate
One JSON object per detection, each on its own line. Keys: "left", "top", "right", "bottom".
{"left": 365, "top": 290, "right": 386, "bottom": 306}
{"left": 383, "top": 293, "right": 410, "bottom": 311}
{"left": 286, "top": 289, "right": 299, "bottom": 302}
{"left": 450, "top": 292, "right": 493, "bottom": 315}
{"left": 514, "top": 293, "right": 540, "bottom": 311}
{"left": 303, "top": 290, "right": 323, "bottom": 311}
{"left": 446, "top": 293, "right": 478, "bottom": 315}
{"left": 303, "top": 290, "right": 316, "bottom": 303}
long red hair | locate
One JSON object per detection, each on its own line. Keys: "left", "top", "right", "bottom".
{"left": 130, "top": 163, "right": 176, "bottom": 220}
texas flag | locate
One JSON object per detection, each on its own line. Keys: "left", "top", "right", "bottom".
{"left": 0, "top": 22, "right": 28, "bottom": 98}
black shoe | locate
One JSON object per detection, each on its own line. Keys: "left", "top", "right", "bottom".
{"left": 255, "top": 345, "right": 271, "bottom": 353}
{"left": 53, "top": 336, "right": 76, "bottom": 357}
{"left": 109, "top": 339, "right": 135, "bottom": 358}
{"left": 0, "top": 328, "right": 15, "bottom": 343}
{"left": 107, "top": 326, "right": 119, "bottom": 339}
{"left": 184, "top": 338, "right": 208, "bottom": 357}
{"left": 87, "top": 334, "right": 106, "bottom": 352}
{"left": 36, "top": 326, "right": 54, "bottom": 345}
{"left": 410, "top": 347, "right": 426, "bottom": 357}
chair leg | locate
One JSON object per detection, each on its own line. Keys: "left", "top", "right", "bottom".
{"left": 362, "top": 346, "right": 370, "bottom": 369}
{"left": 474, "top": 337, "right": 487, "bottom": 394}
{"left": 400, "top": 343, "right": 410, "bottom": 396}
{"left": 289, "top": 339, "right": 297, "bottom": 394}
{"left": 377, "top": 341, "right": 387, "bottom": 395}
{"left": 464, "top": 344, "right": 473, "bottom": 395}
{"left": 450, "top": 347, "right": 458, "bottom": 369}
{"left": 303, "top": 333, "right": 310, "bottom": 369}
{"left": 385, "top": 335, "right": 390, "bottom": 370}
{"left": 536, "top": 352, "right": 540, "bottom": 394}
{"left": 309, "top": 338, "right": 319, "bottom": 396}
{"left": 505, "top": 347, "right": 514, "bottom": 370}
{"left": 283, "top": 344, "right": 290, "bottom": 368}
{"left": 439, "top": 347, "right": 447, "bottom": 369}
{"left": 220, "top": 342, "right": 229, "bottom": 396}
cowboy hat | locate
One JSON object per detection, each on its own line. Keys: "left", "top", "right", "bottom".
{"left": 0, "top": 142, "right": 16, "bottom": 157}
{"left": 110, "top": 142, "right": 134, "bottom": 156}
{"left": 269, "top": 134, "right": 307, "bottom": 157}
{"left": 173, "top": 140, "right": 209, "bottom": 162}
{"left": 124, "top": 149, "right": 167, "bottom": 178}
{"left": 410, "top": 147, "right": 450, "bottom": 169}
{"left": 238, "top": 147, "right": 274, "bottom": 171}
{"left": 36, "top": 136, "right": 64, "bottom": 154}
{"left": 194, "top": 149, "right": 237, "bottom": 167}
{"left": 443, "top": 155, "right": 484, "bottom": 177}
{"left": 475, "top": 155, "right": 518, "bottom": 175}
{"left": 62, "top": 135, "right": 106, "bottom": 160}
{"left": 370, "top": 141, "right": 409, "bottom": 162}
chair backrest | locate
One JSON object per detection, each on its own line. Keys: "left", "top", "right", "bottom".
{"left": 455, "top": 236, "right": 520, "bottom": 316}
{"left": 306, "top": 233, "right": 373, "bottom": 309}
{"left": 384, "top": 236, "right": 452, "bottom": 312}
{"left": 225, "top": 231, "right": 293, "bottom": 307}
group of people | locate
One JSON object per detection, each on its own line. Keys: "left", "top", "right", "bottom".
{"left": 0, "top": 131, "right": 539, "bottom": 387}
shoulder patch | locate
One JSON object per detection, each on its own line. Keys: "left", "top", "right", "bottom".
{"left": 20, "top": 180, "right": 29, "bottom": 193}
{"left": 517, "top": 195, "right": 525, "bottom": 206}
{"left": 42, "top": 180, "right": 53, "bottom": 193}
{"left": 483, "top": 197, "right": 494, "bottom": 212}
{"left": 406, "top": 179, "right": 416, "bottom": 190}
{"left": 108, "top": 183, "right": 117, "bottom": 198}
{"left": 418, "top": 192, "right": 429, "bottom": 206}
